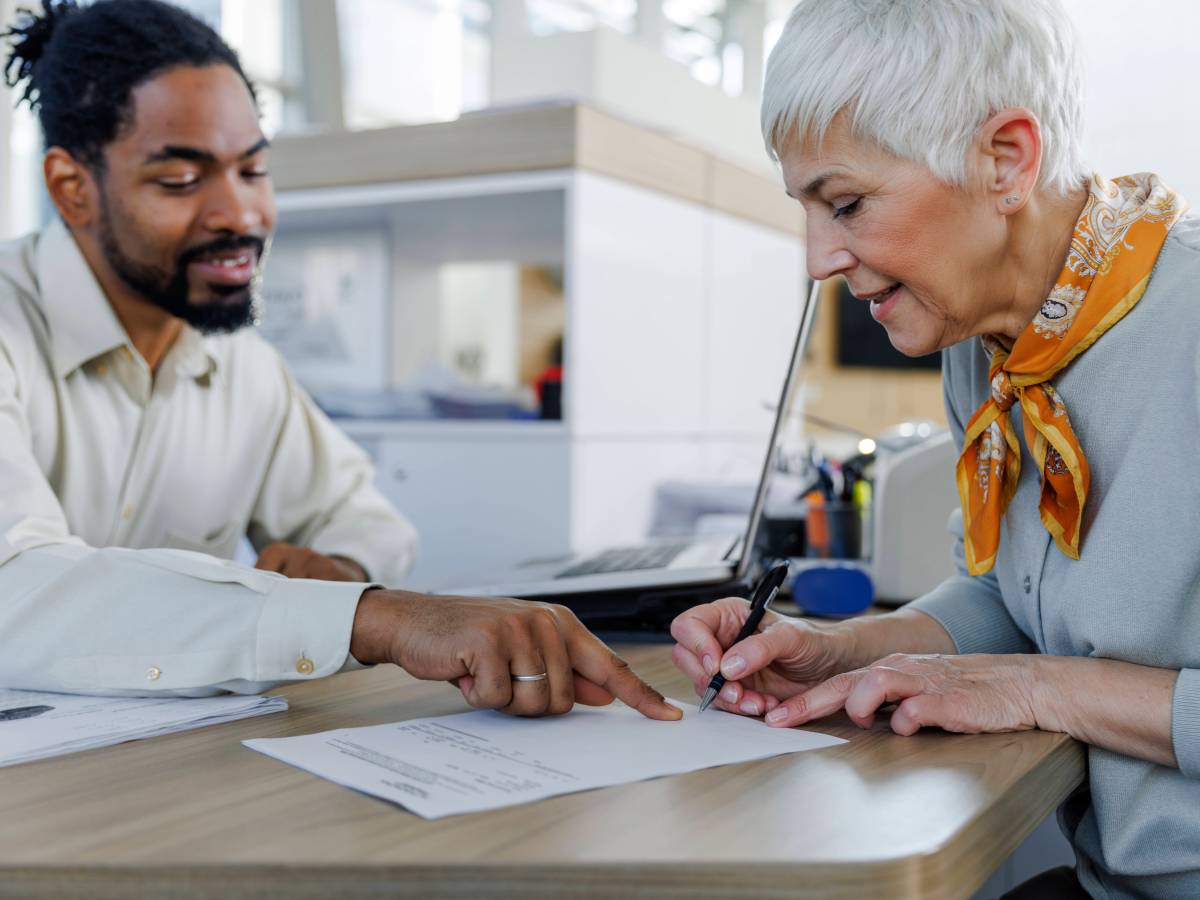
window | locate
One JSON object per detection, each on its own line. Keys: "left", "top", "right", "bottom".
{"left": 337, "top": 0, "right": 492, "bottom": 127}
{"left": 176, "top": 0, "right": 299, "bottom": 135}
{"left": 662, "top": 0, "right": 725, "bottom": 88}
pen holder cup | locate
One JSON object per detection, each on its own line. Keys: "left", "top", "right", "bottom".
{"left": 805, "top": 500, "right": 862, "bottom": 560}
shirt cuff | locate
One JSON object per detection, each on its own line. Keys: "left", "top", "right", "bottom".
{"left": 1172, "top": 668, "right": 1200, "bottom": 777}
{"left": 908, "top": 576, "right": 1035, "bottom": 655}
{"left": 255, "top": 576, "right": 367, "bottom": 682}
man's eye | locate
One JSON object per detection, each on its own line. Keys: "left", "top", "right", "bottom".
{"left": 833, "top": 198, "right": 861, "bottom": 219}
{"left": 243, "top": 169, "right": 270, "bottom": 180}
{"left": 158, "top": 178, "right": 197, "bottom": 190}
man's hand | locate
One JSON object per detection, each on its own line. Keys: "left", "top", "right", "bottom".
{"left": 350, "top": 589, "right": 682, "bottom": 722}
{"left": 256, "top": 542, "right": 368, "bottom": 582}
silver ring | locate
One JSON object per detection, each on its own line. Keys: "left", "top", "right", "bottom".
{"left": 512, "top": 672, "right": 548, "bottom": 682}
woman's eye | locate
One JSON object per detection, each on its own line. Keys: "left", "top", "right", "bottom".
{"left": 833, "top": 198, "right": 861, "bottom": 219}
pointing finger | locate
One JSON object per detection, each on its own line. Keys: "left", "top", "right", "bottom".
{"left": 562, "top": 611, "right": 681, "bottom": 721}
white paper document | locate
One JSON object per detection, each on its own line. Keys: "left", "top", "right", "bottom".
{"left": 244, "top": 700, "right": 845, "bottom": 819}
{"left": 0, "top": 688, "right": 287, "bottom": 767}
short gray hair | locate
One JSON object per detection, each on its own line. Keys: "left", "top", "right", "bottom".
{"left": 762, "top": 0, "right": 1089, "bottom": 195}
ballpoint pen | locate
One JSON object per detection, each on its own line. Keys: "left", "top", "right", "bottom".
{"left": 698, "top": 561, "right": 790, "bottom": 713}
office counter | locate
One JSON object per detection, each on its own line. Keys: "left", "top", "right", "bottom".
{"left": 2, "top": 645, "right": 1084, "bottom": 900}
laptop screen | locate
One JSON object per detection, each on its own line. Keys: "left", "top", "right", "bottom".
{"left": 732, "top": 277, "right": 822, "bottom": 580}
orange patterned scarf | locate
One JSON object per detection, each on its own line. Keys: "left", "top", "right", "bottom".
{"left": 957, "top": 173, "right": 1186, "bottom": 576}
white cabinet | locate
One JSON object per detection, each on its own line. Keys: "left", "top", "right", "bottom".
{"left": 266, "top": 105, "right": 804, "bottom": 587}
{"left": 567, "top": 172, "right": 708, "bottom": 437}
{"left": 341, "top": 421, "right": 569, "bottom": 589}
{"left": 704, "top": 213, "right": 806, "bottom": 435}
{"left": 564, "top": 171, "right": 803, "bottom": 551}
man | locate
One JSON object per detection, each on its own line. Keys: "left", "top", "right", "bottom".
{"left": 0, "top": 0, "right": 679, "bottom": 722}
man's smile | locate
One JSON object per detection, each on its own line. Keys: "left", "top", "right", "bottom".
{"left": 187, "top": 248, "right": 258, "bottom": 286}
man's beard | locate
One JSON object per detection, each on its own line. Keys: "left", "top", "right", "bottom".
{"left": 97, "top": 194, "right": 264, "bottom": 335}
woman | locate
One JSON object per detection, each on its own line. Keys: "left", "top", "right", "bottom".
{"left": 671, "top": 1, "right": 1200, "bottom": 897}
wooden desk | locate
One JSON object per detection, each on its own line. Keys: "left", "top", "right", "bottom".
{"left": 3, "top": 646, "right": 1084, "bottom": 900}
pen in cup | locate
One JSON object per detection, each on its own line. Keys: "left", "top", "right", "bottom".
{"left": 698, "top": 562, "right": 790, "bottom": 713}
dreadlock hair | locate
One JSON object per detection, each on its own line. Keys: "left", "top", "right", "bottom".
{"left": 3, "top": 0, "right": 256, "bottom": 170}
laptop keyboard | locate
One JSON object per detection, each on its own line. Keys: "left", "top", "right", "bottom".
{"left": 555, "top": 542, "right": 691, "bottom": 578}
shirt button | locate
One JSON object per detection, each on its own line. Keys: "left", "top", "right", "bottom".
{"left": 146, "top": 666, "right": 162, "bottom": 681}
{"left": 1022, "top": 575, "right": 1032, "bottom": 594}
{"left": 295, "top": 657, "right": 315, "bottom": 675}
{"left": 121, "top": 504, "right": 135, "bottom": 520}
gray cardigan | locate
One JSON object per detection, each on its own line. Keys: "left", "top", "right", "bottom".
{"left": 910, "top": 213, "right": 1200, "bottom": 900}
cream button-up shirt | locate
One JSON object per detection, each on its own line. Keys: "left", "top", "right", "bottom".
{"left": 0, "top": 220, "right": 418, "bottom": 696}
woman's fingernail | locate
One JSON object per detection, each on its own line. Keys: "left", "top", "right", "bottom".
{"left": 766, "top": 708, "right": 788, "bottom": 725}
{"left": 721, "top": 685, "right": 738, "bottom": 703}
{"left": 740, "top": 699, "right": 760, "bottom": 715}
{"left": 723, "top": 656, "right": 746, "bottom": 677}
{"left": 702, "top": 654, "right": 715, "bottom": 675}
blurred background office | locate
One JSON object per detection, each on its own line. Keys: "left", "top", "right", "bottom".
{"left": 1, "top": 0, "right": 1197, "bottom": 591}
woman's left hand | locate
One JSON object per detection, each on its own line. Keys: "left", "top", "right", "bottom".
{"left": 764, "top": 652, "right": 1043, "bottom": 735}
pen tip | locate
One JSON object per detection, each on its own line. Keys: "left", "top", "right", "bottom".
{"left": 698, "top": 687, "right": 718, "bottom": 713}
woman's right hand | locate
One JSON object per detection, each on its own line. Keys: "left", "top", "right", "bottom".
{"left": 670, "top": 597, "right": 856, "bottom": 718}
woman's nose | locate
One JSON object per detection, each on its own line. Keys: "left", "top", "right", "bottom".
{"left": 805, "top": 218, "right": 856, "bottom": 281}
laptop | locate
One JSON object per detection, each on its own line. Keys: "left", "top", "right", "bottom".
{"left": 436, "top": 278, "right": 821, "bottom": 632}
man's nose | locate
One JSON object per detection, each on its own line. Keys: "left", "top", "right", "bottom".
{"left": 201, "top": 171, "right": 265, "bottom": 235}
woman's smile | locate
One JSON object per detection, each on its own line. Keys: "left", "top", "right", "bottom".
{"left": 851, "top": 282, "right": 904, "bottom": 322}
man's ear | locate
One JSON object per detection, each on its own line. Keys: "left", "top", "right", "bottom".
{"left": 974, "top": 108, "right": 1043, "bottom": 216}
{"left": 44, "top": 147, "right": 100, "bottom": 228}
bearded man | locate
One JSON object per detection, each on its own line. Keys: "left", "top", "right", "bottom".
{"left": 0, "top": 0, "right": 678, "bottom": 724}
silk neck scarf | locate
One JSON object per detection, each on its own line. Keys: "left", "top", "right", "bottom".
{"left": 957, "top": 173, "right": 1186, "bottom": 576}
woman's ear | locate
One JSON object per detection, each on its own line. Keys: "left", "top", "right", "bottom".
{"left": 43, "top": 148, "right": 100, "bottom": 228}
{"left": 975, "top": 108, "right": 1043, "bottom": 216}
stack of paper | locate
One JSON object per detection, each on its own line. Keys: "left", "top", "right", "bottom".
{"left": 245, "top": 699, "right": 844, "bottom": 819}
{"left": 0, "top": 688, "right": 287, "bottom": 767}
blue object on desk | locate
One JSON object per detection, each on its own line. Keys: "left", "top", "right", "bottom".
{"left": 789, "top": 563, "right": 874, "bottom": 617}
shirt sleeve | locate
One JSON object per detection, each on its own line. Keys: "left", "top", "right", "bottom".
{"left": 1171, "top": 669, "right": 1200, "bottom": 777}
{"left": 0, "top": 345, "right": 366, "bottom": 696}
{"left": 906, "top": 343, "right": 1035, "bottom": 655}
{"left": 908, "top": 510, "right": 1035, "bottom": 655}
{"left": 1171, "top": 334, "right": 1200, "bottom": 774}
{"left": 245, "top": 346, "right": 419, "bottom": 586}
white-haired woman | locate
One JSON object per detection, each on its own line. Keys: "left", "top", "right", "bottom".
{"left": 671, "top": 1, "right": 1199, "bottom": 897}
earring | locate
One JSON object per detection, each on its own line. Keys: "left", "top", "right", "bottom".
{"left": 1005, "top": 196, "right": 1020, "bottom": 205}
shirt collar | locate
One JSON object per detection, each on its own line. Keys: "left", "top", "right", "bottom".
{"left": 36, "top": 218, "right": 220, "bottom": 381}
{"left": 168, "top": 325, "right": 221, "bottom": 381}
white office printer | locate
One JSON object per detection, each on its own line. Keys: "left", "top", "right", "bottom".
{"left": 870, "top": 429, "right": 959, "bottom": 604}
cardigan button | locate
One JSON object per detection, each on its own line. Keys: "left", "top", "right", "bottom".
{"left": 1022, "top": 575, "right": 1032, "bottom": 594}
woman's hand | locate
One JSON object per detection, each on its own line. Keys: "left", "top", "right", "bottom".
{"left": 670, "top": 597, "right": 854, "bottom": 717}
{"left": 764, "top": 652, "right": 1041, "bottom": 734}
